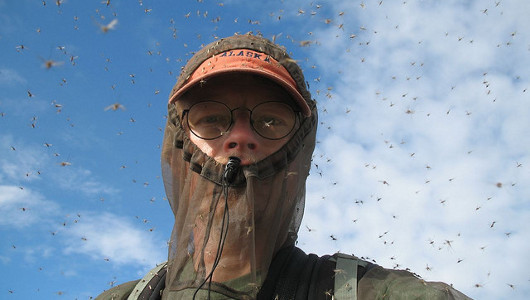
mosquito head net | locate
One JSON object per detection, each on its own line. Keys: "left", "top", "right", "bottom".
{"left": 161, "top": 34, "right": 318, "bottom": 299}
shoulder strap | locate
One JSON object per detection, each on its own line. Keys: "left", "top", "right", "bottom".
{"left": 127, "top": 262, "right": 167, "bottom": 300}
{"left": 257, "top": 246, "right": 334, "bottom": 300}
{"left": 332, "top": 253, "right": 371, "bottom": 300}
{"left": 95, "top": 280, "right": 140, "bottom": 300}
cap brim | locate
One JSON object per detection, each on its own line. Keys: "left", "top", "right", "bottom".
{"left": 169, "top": 69, "right": 311, "bottom": 117}
{"left": 169, "top": 49, "right": 311, "bottom": 117}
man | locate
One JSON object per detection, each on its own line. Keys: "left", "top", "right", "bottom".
{"left": 96, "top": 34, "right": 471, "bottom": 299}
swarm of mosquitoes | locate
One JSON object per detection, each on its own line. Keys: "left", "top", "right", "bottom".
{"left": 5, "top": 0, "right": 526, "bottom": 298}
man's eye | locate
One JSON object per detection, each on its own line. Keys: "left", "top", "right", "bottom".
{"left": 198, "top": 114, "right": 228, "bottom": 125}
{"left": 204, "top": 115, "right": 220, "bottom": 123}
{"left": 256, "top": 116, "right": 284, "bottom": 127}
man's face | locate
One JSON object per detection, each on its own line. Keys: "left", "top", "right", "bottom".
{"left": 176, "top": 74, "right": 299, "bottom": 165}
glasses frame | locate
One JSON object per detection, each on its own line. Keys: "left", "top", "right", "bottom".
{"left": 182, "top": 100, "right": 300, "bottom": 140}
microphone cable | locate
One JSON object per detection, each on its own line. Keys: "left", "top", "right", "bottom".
{"left": 193, "top": 157, "right": 241, "bottom": 300}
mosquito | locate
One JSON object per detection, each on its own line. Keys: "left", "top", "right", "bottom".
{"left": 104, "top": 103, "right": 126, "bottom": 111}
{"left": 42, "top": 59, "right": 64, "bottom": 69}
{"left": 99, "top": 19, "right": 118, "bottom": 33}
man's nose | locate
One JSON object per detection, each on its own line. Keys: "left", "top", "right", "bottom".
{"left": 224, "top": 112, "right": 258, "bottom": 151}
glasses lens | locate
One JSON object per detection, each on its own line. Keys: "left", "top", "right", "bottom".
{"left": 187, "top": 101, "right": 231, "bottom": 139}
{"left": 251, "top": 102, "right": 296, "bottom": 139}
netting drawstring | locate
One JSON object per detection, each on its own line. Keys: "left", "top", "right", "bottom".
{"left": 193, "top": 157, "right": 241, "bottom": 300}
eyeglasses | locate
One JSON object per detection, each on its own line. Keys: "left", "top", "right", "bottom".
{"left": 182, "top": 101, "right": 298, "bottom": 140}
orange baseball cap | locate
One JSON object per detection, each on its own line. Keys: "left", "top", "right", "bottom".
{"left": 168, "top": 49, "right": 311, "bottom": 117}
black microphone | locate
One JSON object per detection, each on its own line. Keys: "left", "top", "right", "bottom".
{"left": 223, "top": 156, "right": 241, "bottom": 184}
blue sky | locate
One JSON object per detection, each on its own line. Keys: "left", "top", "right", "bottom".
{"left": 1, "top": 0, "right": 529, "bottom": 299}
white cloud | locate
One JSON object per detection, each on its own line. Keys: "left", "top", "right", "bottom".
{"left": 21, "top": 244, "right": 56, "bottom": 264}
{"left": 53, "top": 166, "right": 119, "bottom": 196}
{"left": 0, "top": 134, "right": 118, "bottom": 196}
{"left": 0, "top": 68, "right": 26, "bottom": 85}
{"left": 0, "top": 255, "right": 11, "bottom": 264}
{"left": 62, "top": 212, "right": 166, "bottom": 269}
{"left": 0, "top": 135, "right": 47, "bottom": 183}
{"left": 298, "top": 0, "right": 530, "bottom": 299}
{"left": 0, "top": 185, "right": 60, "bottom": 228}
